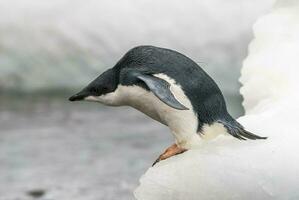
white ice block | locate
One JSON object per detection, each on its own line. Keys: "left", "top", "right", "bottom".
{"left": 134, "top": 1, "right": 299, "bottom": 199}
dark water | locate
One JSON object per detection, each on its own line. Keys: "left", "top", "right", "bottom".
{"left": 0, "top": 95, "right": 242, "bottom": 200}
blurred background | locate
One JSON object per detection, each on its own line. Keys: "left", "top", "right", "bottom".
{"left": 0, "top": 0, "right": 275, "bottom": 199}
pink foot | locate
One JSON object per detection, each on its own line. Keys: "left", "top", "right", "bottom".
{"left": 152, "top": 144, "right": 187, "bottom": 166}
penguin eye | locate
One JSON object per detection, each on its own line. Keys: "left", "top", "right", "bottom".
{"left": 101, "top": 86, "right": 109, "bottom": 93}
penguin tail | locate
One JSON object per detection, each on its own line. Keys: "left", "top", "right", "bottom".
{"left": 218, "top": 119, "right": 267, "bottom": 140}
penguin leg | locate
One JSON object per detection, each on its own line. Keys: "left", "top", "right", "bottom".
{"left": 152, "top": 144, "right": 187, "bottom": 166}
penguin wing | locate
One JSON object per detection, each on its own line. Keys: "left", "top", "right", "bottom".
{"left": 136, "top": 74, "right": 189, "bottom": 110}
{"left": 121, "top": 68, "right": 188, "bottom": 110}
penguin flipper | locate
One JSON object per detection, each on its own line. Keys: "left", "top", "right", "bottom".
{"left": 218, "top": 120, "right": 267, "bottom": 140}
{"left": 136, "top": 74, "right": 189, "bottom": 110}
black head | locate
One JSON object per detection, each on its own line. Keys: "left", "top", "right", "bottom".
{"left": 68, "top": 46, "right": 189, "bottom": 110}
{"left": 69, "top": 68, "right": 118, "bottom": 102}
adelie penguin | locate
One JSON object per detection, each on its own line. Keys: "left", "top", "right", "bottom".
{"left": 69, "top": 45, "right": 267, "bottom": 165}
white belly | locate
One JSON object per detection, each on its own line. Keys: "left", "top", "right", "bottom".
{"left": 118, "top": 74, "right": 201, "bottom": 148}
{"left": 88, "top": 73, "right": 203, "bottom": 148}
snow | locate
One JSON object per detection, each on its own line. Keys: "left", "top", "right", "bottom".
{"left": 134, "top": 1, "right": 299, "bottom": 199}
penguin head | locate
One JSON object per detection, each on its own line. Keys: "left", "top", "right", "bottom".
{"left": 69, "top": 68, "right": 119, "bottom": 105}
{"left": 69, "top": 46, "right": 189, "bottom": 110}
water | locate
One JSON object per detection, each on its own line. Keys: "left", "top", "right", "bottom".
{"left": 0, "top": 96, "right": 171, "bottom": 200}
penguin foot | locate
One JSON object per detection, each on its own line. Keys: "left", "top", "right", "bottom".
{"left": 152, "top": 144, "right": 187, "bottom": 166}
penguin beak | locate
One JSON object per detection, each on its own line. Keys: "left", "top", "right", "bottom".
{"left": 69, "top": 91, "right": 88, "bottom": 101}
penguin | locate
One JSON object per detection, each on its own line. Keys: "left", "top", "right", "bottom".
{"left": 69, "top": 45, "right": 266, "bottom": 165}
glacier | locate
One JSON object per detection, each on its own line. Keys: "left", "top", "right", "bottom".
{"left": 134, "top": 0, "right": 299, "bottom": 199}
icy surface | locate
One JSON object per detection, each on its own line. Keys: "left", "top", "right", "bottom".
{"left": 134, "top": 1, "right": 299, "bottom": 199}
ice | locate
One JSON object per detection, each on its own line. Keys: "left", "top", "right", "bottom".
{"left": 134, "top": 1, "right": 299, "bottom": 199}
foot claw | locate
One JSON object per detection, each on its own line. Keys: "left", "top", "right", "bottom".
{"left": 152, "top": 158, "right": 160, "bottom": 166}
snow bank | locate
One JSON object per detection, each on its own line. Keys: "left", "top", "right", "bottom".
{"left": 134, "top": 1, "right": 299, "bottom": 199}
